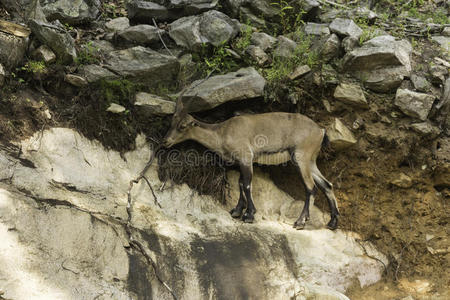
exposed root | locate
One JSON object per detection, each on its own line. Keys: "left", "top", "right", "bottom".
{"left": 125, "top": 146, "right": 178, "bottom": 300}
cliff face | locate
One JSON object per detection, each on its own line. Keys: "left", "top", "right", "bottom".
{"left": 0, "top": 128, "right": 385, "bottom": 299}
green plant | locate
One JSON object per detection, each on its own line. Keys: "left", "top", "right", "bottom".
{"left": 194, "top": 43, "right": 239, "bottom": 76}
{"left": 270, "top": 0, "right": 305, "bottom": 35}
{"left": 22, "top": 60, "right": 47, "bottom": 75}
{"left": 98, "top": 79, "right": 139, "bottom": 106}
{"left": 75, "top": 42, "right": 100, "bottom": 65}
{"left": 234, "top": 24, "right": 253, "bottom": 52}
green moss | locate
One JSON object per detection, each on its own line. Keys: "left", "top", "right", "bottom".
{"left": 21, "top": 60, "right": 47, "bottom": 75}
{"left": 75, "top": 42, "right": 100, "bottom": 65}
{"left": 98, "top": 79, "right": 140, "bottom": 106}
{"left": 193, "top": 43, "right": 240, "bottom": 77}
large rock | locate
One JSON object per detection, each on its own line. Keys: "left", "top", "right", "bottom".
{"left": 104, "top": 46, "right": 179, "bottom": 84}
{"left": 394, "top": 89, "right": 435, "bottom": 121}
{"left": 105, "top": 17, "right": 130, "bottom": 32}
{"left": 329, "top": 18, "right": 363, "bottom": 39}
{"left": 168, "top": 10, "right": 239, "bottom": 50}
{"left": 273, "top": 35, "right": 297, "bottom": 59}
{"left": 134, "top": 92, "right": 176, "bottom": 115}
{"left": 0, "top": 31, "right": 28, "bottom": 69}
{"left": 127, "top": 0, "right": 218, "bottom": 22}
{"left": 334, "top": 83, "right": 368, "bottom": 108}
{"left": 0, "top": 128, "right": 387, "bottom": 299}
{"left": 182, "top": 67, "right": 265, "bottom": 112}
{"left": 41, "top": 0, "right": 101, "bottom": 24}
{"left": 79, "top": 64, "right": 118, "bottom": 83}
{"left": 327, "top": 118, "right": 357, "bottom": 150}
{"left": 0, "top": 0, "right": 46, "bottom": 22}
{"left": 28, "top": 19, "right": 77, "bottom": 64}
{"left": 343, "top": 35, "right": 412, "bottom": 92}
{"left": 250, "top": 32, "right": 277, "bottom": 51}
{"left": 316, "top": 33, "right": 340, "bottom": 62}
{"left": 115, "top": 24, "right": 165, "bottom": 46}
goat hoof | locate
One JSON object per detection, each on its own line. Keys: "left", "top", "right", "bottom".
{"left": 242, "top": 213, "right": 254, "bottom": 223}
{"left": 326, "top": 218, "right": 338, "bottom": 230}
{"left": 230, "top": 208, "right": 243, "bottom": 218}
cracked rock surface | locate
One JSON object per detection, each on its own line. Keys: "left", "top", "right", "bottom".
{"left": 0, "top": 128, "right": 387, "bottom": 299}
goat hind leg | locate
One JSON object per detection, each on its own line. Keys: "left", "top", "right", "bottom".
{"left": 230, "top": 173, "right": 247, "bottom": 218}
{"left": 240, "top": 163, "right": 256, "bottom": 223}
{"left": 293, "top": 156, "right": 316, "bottom": 230}
{"left": 312, "top": 165, "right": 339, "bottom": 230}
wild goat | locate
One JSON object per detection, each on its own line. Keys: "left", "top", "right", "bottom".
{"left": 163, "top": 95, "right": 340, "bottom": 230}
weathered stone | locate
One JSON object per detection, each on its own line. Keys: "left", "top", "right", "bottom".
{"left": 429, "top": 64, "right": 448, "bottom": 84}
{"left": 168, "top": 10, "right": 240, "bottom": 50}
{"left": 273, "top": 35, "right": 297, "bottom": 59}
{"left": 334, "top": 83, "right": 368, "bottom": 108}
{"left": 442, "top": 27, "right": 450, "bottom": 37}
{"left": 433, "top": 163, "right": 450, "bottom": 188}
{"left": 410, "top": 122, "right": 441, "bottom": 138}
{"left": 391, "top": 173, "right": 413, "bottom": 188}
{"left": 106, "top": 103, "right": 126, "bottom": 113}
{"left": 115, "top": 24, "right": 165, "bottom": 46}
{"left": 105, "top": 46, "right": 179, "bottom": 84}
{"left": 0, "top": 0, "right": 46, "bottom": 22}
{"left": 250, "top": 32, "right": 277, "bottom": 51}
{"left": 88, "top": 40, "right": 115, "bottom": 54}
{"left": 105, "top": 17, "right": 130, "bottom": 32}
{"left": 0, "top": 31, "right": 28, "bottom": 70}
{"left": 41, "top": 0, "right": 101, "bottom": 24}
{"left": 182, "top": 67, "right": 265, "bottom": 112}
{"left": 329, "top": 18, "right": 363, "bottom": 39}
{"left": 410, "top": 74, "right": 431, "bottom": 92}
{"left": 0, "top": 128, "right": 387, "bottom": 300}
{"left": 394, "top": 89, "right": 435, "bottom": 121}
{"left": 431, "top": 36, "right": 450, "bottom": 52}
{"left": 327, "top": 118, "right": 357, "bottom": 150}
{"left": 288, "top": 65, "right": 311, "bottom": 80}
{"left": 28, "top": 19, "right": 77, "bottom": 64}
{"left": 0, "top": 63, "right": 5, "bottom": 86}
{"left": 342, "top": 36, "right": 358, "bottom": 52}
{"left": 434, "top": 57, "right": 450, "bottom": 68}
{"left": 319, "top": 33, "right": 340, "bottom": 62}
{"left": 64, "top": 74, "right": 88, "bottom": 87}
{"left": 134, "top": 92, "right": 176, "bottom": 115}
{"left": 343, "top": 36, "right": 412, "bottom": 92}
{"left": 127, "top": 0, "right": 218, "bottom": 22}
{"left": 31, "top": 45, "right": 56, "bottom": 63}
{"left": 246, "top": 45, "right": 269, "bottom": 66}
{"left": 79, "top": 64, "right": 118, "bottom": 83}
{"left": 304, "top": 22, "right": 330, "bottom": 36}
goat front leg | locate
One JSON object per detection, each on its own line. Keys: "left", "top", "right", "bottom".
{"left": 230, "top": 173, "right": 246, "bottom": 218}
{"left": 239, "top": 163, "right": 256, "bottom": 223}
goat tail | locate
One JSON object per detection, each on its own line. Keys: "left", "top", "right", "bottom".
{"left": 321, "top": 129, "right": 330, "bottom": 150}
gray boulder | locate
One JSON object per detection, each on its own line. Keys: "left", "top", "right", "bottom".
{"left": 134, "top": 92, "right": 176, "bottom": 115}
{"left": 105, "top": 17, "right": 130, "bottom": 32}
{"left": 182, "top": 67, "right": 265, "bottom": 112}
{"left": 169, "top": 10, "right": 240, "bottom": 50}
{"left": 79, "top": 64, "right": 118, "bottom": 83}
{"left": 0, "top": 0, "right": 46, "bottom": 22}
{"left": 329, "top": 18, "right": 363, "bottom": 39}
{"left": 0, "top": 31, "right": 28, "bottom": 69}
{"left": 250, "top": 32, "right": 277, "bottom": 51}
{"left": 304, "top": 23, "right": 330, "bottom": 36}
{"left": 288, "top": 65, "right": 311, "bottom": 80}
{"left": 394, "top": 89, "right": 435, "bottom": 121}
{"left": 105, "top": 46, "right": 179, "bottom": 84}
{"left": 327, "top": 118, "right": 357, "bottom": 150}
{"left": 431, "top": 36, "right": 450, "bottom": 53}
{"left": 273, "top": 36, "right": 297, "bottom": 59}
{"left": 410, "top": 74, "right": 431, "bottom": 92}
{"left": 127, "top": 0, "right": 218, "bottom": 22}
{"left": 28, "top": 19, "right": 77, "bottom": 64}
{"left": 41, "top": 0, "right": 101, "bottom": 24}
{"left": 410, "top": 122, "right": 441, "bottom": 138}
{"left": 115, "top": 25, "right": 165, "bottom": 46}
{"left": 333, "top": 83, "right": 368, "bottom": 108}
{"left": 343, "top": 35, "right": 412, "bottom": 92}
{"left": 31, "top": 45, "right": 56, "bottom": 63}
{"left": 246, "top": 45, "right": 270, "bottom": 66}
{"left": 318, "top": 33, "right": 340, "bottom": 62}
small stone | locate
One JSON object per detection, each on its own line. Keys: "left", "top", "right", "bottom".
{"left": 320, "top": 33, "right": 340, "bottom": 62}
{"left": 273, "top": 36, "right": 297, "bottom": 59}
{"left": 288, "top": 65, "right": 311, "bottom": 80}
{"left": 0, "top": 63, "right": 5, "bottom": 86}
{"left": 327, "top": 118, "right": 357, "bottom": 150}
{"left": 410, "top": 74, "right": 431, "bottom": 92}
{"left": 32, "top": 45, "right": 56, "bottom": 63}
{"left": 431, "top": 36, "right": 450, "bottom": 52}
{"left": 429, "top": 64, "right": 448, "bottom": 84}
{"left": 398, "top": 279, "right": 431, "bottom": 294}
{"left": 329, "top": 18, "right": 363, "bottom": 39}
{"left": 64, "top": 74, "right": 88, "bottom": 87}
{"left": 251, "top": 32, "right": 277, "bottom": 51}
{"left": 44, "top": 109, "right": 51, "bottom": 119}
{"left": 107, "top": 103, "right": 126, "bottom": 113}
{"left": 442, "top": 27, "right": 450, "bottom": 37}
{"left": 246, "top": 46, "right": 269, "bottom": 66}
{"left": 394, "top": 89, "right": 435, "bottom": 121}
{"left": 115, "top": 24, "right": 164, "bottom": 46}
{"left": 400, "top": 296, "right": 414, "bottom": 300}
{"left": 434, "top": 57, "right": 450, "bottom": 68}
{"left": 410, "top": 122, "right": 441, "bottom": 138}
{"left": 342, "top": 36, "right": 358, "bottom": 52}
{"left": 304, "top": 23, "right": 330, "bottom": 36}
{"left": 79, "top": 64, "right": 117, "bottom": 83}
{"left": 134, "top": 92, "right": 176, "bottom": 115}
{"left": 105, "top": 17, "right": 130, "bottom": 32}
{"left": 391, "top": 173, "right": 413, "bottom": 188}
{"left": 333, "top": 83, "right": 368, "bottom": 108}
{"left": 425, "top": 234, "right": 435, "bottom": 241}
